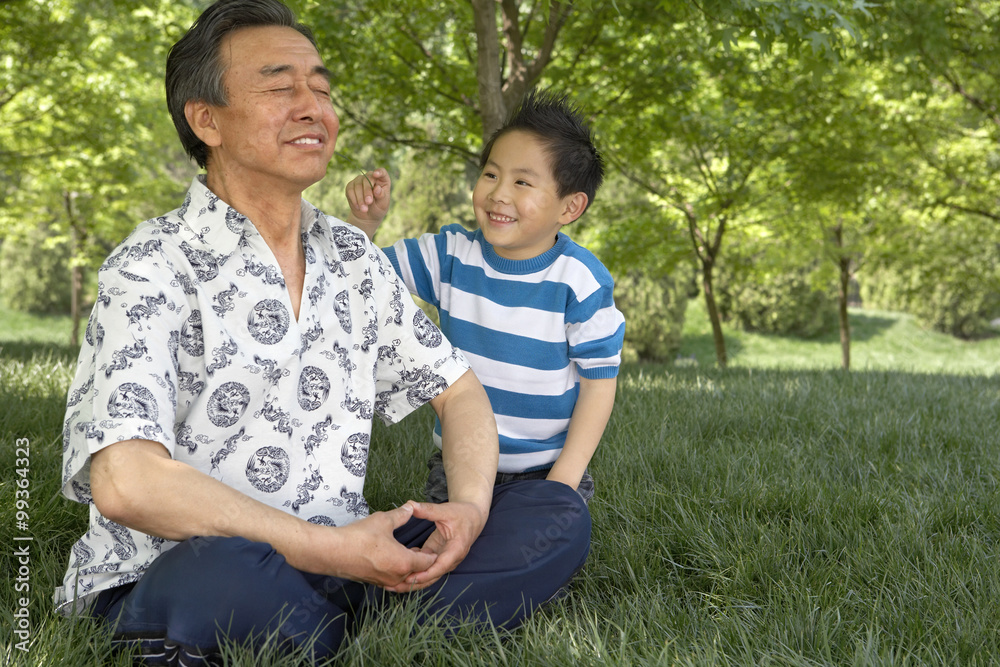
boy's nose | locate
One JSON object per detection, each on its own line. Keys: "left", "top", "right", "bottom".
{"left": 489, "top": 182, "right": 510, "bottom": 204}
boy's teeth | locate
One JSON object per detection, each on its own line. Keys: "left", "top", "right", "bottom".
{"left": 292, "top": 138, "right": 320, "bottom": 144}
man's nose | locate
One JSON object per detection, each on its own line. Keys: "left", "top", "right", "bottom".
{"left": 293, "top": 83, "right": 325, "bottom": 121}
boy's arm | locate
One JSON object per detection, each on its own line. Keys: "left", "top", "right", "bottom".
{"left": 546, "top": 375, "right": 617, "bottom": 490}
{"left": 345, "top": 167, "right": 391, "bottom": 242}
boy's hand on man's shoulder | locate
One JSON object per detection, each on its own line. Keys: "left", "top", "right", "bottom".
{"left": 345, "top": 167, "right": 391, "bottom": 242}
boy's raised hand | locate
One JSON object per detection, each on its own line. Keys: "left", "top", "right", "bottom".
{"left": 346, "top": 167, "right": 391, "bottom": 242}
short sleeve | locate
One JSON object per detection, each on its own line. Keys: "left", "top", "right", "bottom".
{"left": 61, "top": 234, "right": 187, "bottom": 502}
{"left": 367, "top": 247, "right": 470, "bottom": 424}
{"left": 567, "top": 277, "right": 626, "bottom": 380}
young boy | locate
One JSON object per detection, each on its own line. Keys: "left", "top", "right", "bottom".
{"left": 347, "top": 90, "right": 625, "bottom": 503}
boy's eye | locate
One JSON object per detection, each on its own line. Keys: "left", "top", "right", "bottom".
{"left": 516, "top": 180, "right": 530, "bottom": 187}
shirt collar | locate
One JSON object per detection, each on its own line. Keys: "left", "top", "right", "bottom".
{"left": 176, "top": 175, "right": 323, "bottom": 255}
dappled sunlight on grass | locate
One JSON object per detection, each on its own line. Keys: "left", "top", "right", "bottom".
{"left": 678, "top": 299, "right": 1000, "bottom": 374}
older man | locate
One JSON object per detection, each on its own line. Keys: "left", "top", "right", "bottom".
{"left": 55, "top": 0, "right": 590, "bottom": 662}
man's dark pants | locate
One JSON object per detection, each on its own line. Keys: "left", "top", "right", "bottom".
{"left": 90, "top": 480, "right": 590, "bottom": 664}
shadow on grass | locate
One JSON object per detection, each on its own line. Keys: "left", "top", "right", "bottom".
{"left": 676, "top": 309, "right": 903, "bottom": 367}
{"left": 0, "top": 339, "right": 79, "bottom": 364}
{"left": 847, "top": 311, "right": 901, "bottom": 342}
{"left": 676, "top": 331, "right": 744, "bottom": 364}
{"left": 737, "top": 310, "right": 899, "bottom": 347}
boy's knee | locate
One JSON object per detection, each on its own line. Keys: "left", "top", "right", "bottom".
{"left": 494, "top": 480, "right": 592, "bottom": 557}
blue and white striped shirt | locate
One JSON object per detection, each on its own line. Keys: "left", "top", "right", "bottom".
{"left": 384, "top": 224, "right": 625, "bottom": 473}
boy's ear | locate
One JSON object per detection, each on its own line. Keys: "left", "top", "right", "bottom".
{"left": 558, "top": 192, "right": 589, "bottom": 226}
{"left": 185, "top": 100, "right": 222, "bottom": 148}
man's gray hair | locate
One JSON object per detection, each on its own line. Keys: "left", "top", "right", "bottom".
{"left": 165, "top": 0, "right": 318, "bottom": 168}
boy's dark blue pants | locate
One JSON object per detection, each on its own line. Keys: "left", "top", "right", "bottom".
{"left": 91, "top": 480, "right": 590, "bottom": 664}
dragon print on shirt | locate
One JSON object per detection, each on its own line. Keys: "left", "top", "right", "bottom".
{"left": 179, "top": 311, "right": 204, "bottom": 356}
{"left": 341, "top": 433, "right": 369, "bottom": 477}
{"left": 332, "top": 290, "right": 352, "bottom": 333}
{"left": 125, "top": 292, "right": 169, "bottom": 328}
{"left": 206, "top": 337, "right": 238, "bottom": 376}
{"left": 212, "top": 282, "right": 241, "bottom": 317}
{"left": 328, "top": 485, "right": 369, "bottom": 518}
{"left": 242, "top": 256, "right": 285, "bottom": 286}
{"left": 386, "top": 289, "right": 404, "bottom": 326}
{"left": 85, "top": 317, "right": 105, "bottom": 351}
{"left": 206, "top": 381, "right": 251, "bottom": 428}
{"left": 179, "top": 241, "right": 220, "bottom": 282}
{"left": 246, "top": 446, "right": 291, "bottom": 493}
{"left": 297, "top": 366, "right": 331, "bottom": 411}
{"left": 284, "top": 465, "right": 323, "bottom": 513}
{"left": 257, "top": 396, "right": 293, "bottom": 437}
{"left": 332, "top": 226, "right": 366, "bottom": 261}
{"left": 248, "top": 299, "right": 290, "bottom": 345}
{"left": 303, "top": 415, "right": 336, "bottom": 458}
{"left": 413, "top": 310, "right": 443, "bottom": 348}
{"left": 210, "top": 427, "right": 250, "bottom": 472}
{"left": 250, "top": 355, "right": 289, "bottom": 388}
{"left": 103, "top": 339, "right": 149, "bottom": 378}
{"left": 107, "top": 382, "right": 158, "bottom": 421}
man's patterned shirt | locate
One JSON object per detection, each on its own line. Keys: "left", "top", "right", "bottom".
{"left": 55, "top": 176, "right": 470, "bottom": 613}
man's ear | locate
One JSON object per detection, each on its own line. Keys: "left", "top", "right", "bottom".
{"left": 559, "top": 192, "right": 590, "bottom": 226}
{"left": 184, "top": 100, "right": 222, "bottom": 148}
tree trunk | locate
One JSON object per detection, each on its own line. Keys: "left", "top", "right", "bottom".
{"left": 838, "top": 259, "right": 850, "bottom": 371}
{"left": 64, "top": 191, "right": 84, "bottom": 348}
{"left": 702, "top": 259, "right": 728, "bottom": 369}
{"left": 470, "top": 0, "right": 506, "bottom": 141}
{"left": 684, "top": 203, "right": 728, "bottom": 368}
{"left": 71, "top": 258, "right": 82, "bottom": 349}
{"left": 833, "top": 223, "right": 851, "bottom": 371}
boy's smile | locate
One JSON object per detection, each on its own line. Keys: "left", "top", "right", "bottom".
{"left": 473, "top": 130, "right": 586, "bottom": 261}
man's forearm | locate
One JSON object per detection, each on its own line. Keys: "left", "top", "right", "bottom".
{"left": 89, "top": 439, "right": 434, "bottom": 585}
{"left": 92, "top": 439, "right": 321, "bottom": 563}
{"left": 431, "top": 370, "right": 498, "bottom": 515}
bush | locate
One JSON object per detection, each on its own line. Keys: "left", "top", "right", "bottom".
{"left": 859, "top": 214, "right": 1000, "bottom": 339}
{"left": 0, "top": 221, "right": 72, "bottom": 315}
{"left": 716, "top": 262, "right": 837, "bottom": 338}
{"left": 615, "top": 269, "right": 688, "bottom": 362}
{"left": 861, "top": 263, "right": 1000, "bottom": 340}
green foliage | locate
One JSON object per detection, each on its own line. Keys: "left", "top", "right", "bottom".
{"left": 577, "top": 173, "right": 692, "bottom": 363}
{"left": 0, "top": 0, "right": 198, "bottom": 292}
{"left": 615, "top": 269, "right": 689, "bottom": 363}
{"left": 693, "top": 0, "right": 874, "bottom": 60}
{"left": 0, "top": 222, "right": 72, "bottom": 315}
{"left": 716, "top": 256, "right": 839, "bottom": 338}
{"left": 861, "top": 235, "right": 1000, "bottom": 339}
{"left": 714, "top": 236, "right": 837, "bottom": 338}
{"left": 377, "top": 149, "right": 475, "bottom": 240}
{"left": 303, "top": 1, "right": 486, "bottom": 163}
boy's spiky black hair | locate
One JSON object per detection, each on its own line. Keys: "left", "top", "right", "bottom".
{"left": 479, "top": 89, "right": 604, "bottom": 214}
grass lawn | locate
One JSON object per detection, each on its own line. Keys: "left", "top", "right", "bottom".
{"left": 2, "top": 303, "right": 999, "bottom": 665}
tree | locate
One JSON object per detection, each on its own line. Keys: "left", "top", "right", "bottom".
{"left": 765, "top": 58, "right": 901, "bottom": 369}
{"left": 853, "top": 0, "right": 1000, "bottom": 335}
{"left": 304, "top": 0, "right": 871, "bottom": 366}
{"left": 0, "top": 0, "right": 198, "bottom": 344}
